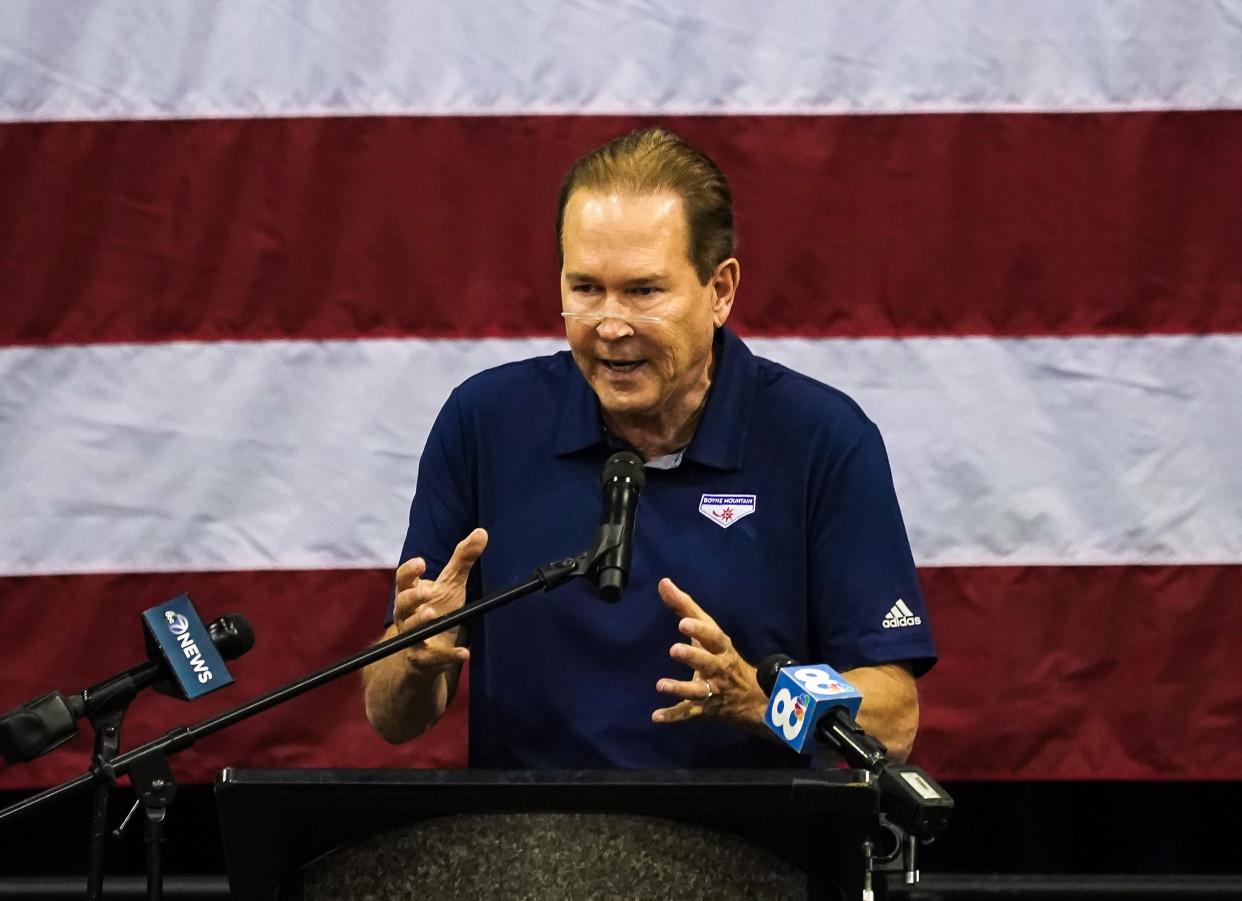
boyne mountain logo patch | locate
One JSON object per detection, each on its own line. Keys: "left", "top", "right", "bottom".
{"left": 699, "top": 494, "right": 756, "bottom": 528}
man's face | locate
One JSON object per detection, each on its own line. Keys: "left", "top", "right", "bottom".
{"left": 560, "top": 189, "right": 734, "bottom": 423}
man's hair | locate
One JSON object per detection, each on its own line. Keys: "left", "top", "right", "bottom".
{"left": 556, "top": 126, "right": 735, "bottom": 284}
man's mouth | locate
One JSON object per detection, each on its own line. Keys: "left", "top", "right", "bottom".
{"left": 601, "top": 358, "right": 644, "bottom": 373}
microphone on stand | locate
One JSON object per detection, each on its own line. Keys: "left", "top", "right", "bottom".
{"left": 757, "top": 654, "right": 953, "bottom": 842}
{"left": 0, "top": 603, "right": 253, "bottom": 765}
{"left": 592, "top": 451, "right": 646, "bottom": 602}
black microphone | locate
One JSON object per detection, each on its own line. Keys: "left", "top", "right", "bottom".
{"left": 593, "top": 451, "right": 646, "bottom": 602}
{"left": 757, "top": 653, "right": 798, "bottom": 694}
{"left": 757, "top": 653, "right": 953, "bottom": 842}
{"left": 0, "top": 613, "right": 254, "bottom": 765}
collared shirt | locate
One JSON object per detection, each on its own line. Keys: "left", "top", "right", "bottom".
{"left": 392, "top": 327, "right": 936, "bottom": 769}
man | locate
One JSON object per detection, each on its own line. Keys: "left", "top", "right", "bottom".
{"left": 363, "top": 127, "right": 935, "bottom": 768}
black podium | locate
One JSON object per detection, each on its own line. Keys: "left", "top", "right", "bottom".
{"left": 216, "top": 768, "right": 885, "bottom": 901}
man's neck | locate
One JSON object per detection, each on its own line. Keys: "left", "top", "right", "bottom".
{"left": 603, "top": 346, "right": 715, "bottom": 461}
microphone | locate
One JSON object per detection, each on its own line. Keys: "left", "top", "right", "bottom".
{"left": 0, "top": 605, "right": 253, "bottom": 765}
{"left": 593, "top": 451, "right": 646, "bottom": 602}
{"left": 139, "top": 594, "right": 250, "bottom": 699}
{"left": 758, "top": 654, "right": 864, "bottom": 754}
{"left": 758, "top": 654, "right": 953, "bottom": 841}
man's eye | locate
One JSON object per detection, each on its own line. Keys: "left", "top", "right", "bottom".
{"left": 629, "top": 286, "right": 660, "bottom": 296}
{"left": 572, "top": 283, "right": 600, "bottom": 294}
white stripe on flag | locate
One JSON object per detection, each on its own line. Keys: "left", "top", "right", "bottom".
{"left": 1, "top": 334, "right": 1239, "bottom": 575}
{"left": 2, "top": 1, "right": 1240, "bottom": 122}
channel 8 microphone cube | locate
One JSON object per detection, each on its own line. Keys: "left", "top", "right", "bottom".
{"left": 762, "top": 664, "right": 863, "bottom": 754}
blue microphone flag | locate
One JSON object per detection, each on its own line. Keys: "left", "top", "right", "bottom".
{"left": 141, "top": 594, "right": 234, "bottom": 699}
{"left": 762, "top": 663, "right": 863, "bottom": 754}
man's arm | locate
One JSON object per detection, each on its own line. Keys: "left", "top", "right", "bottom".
{"left": 362, "top": 530, "right": 486, "bottom": 743}
{"left": 840, "top": 661, "right": 919, "bottom": 761}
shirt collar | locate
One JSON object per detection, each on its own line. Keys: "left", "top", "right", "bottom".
{"left": 554, "top": 356, "right": 607, "bottom": 456}
{"left": 683, "top": 327, "right": 758, "bottom": 470}
{"left": 554, "top": 327, "right": 759, "bottom": 471}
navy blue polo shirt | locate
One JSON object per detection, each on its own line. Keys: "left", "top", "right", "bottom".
{"left": 391, "top": 327, "right": 935, "bottom": 769}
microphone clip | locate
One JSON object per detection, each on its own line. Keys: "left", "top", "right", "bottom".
{"left": 530, "top": 526, "right": 619, "bottom": 590}
{"left": 533, "top": 552, "right": 593, "bottom": 590}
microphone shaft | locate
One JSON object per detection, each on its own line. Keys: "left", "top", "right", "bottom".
{"left": 596, "top": 479, "right": 640, "bottom": 601}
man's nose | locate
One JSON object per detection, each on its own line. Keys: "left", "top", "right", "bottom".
{"left": 595, "top": 314, "right": 635, "bottom": 339}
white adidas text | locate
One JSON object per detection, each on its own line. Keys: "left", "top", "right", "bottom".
{"left": 882, "top": 598, "right": 922, "bottom": 629}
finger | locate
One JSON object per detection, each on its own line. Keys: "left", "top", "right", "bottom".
{"left": 655, "top": 677, "right": 714, "bottom": 702}
{"left": 657, "top": 577, "right": 709, "bottom": 620}
{"left": 395, "top": 556, "right": 426, "bottom": 592}
{"left": 437, "top": 528, "right": 489, "bottom": 586}
{"left": 651, "top": 699, "right": 706, "bottom": 723}
{"left": 393, "top": 583, "right": 442, "bottom": 623}
{"left": 404, "top": 644, "right": 469, "bottom": 673}
{"left": 660, "top": 576, "right": 720, "bottom": 633}
{"left": 393, "top": 586, "right": 421, "bottom": 623}
{"left": 403, "top": 601, "right": 444, "bottom": 628}
{"left": 677, "top": 617, "right": 730, "bottom": 655}
{"left": 669, "top": 642, "right": 722, "bottom": 675}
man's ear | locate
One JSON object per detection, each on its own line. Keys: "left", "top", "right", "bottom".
{"left": 709, "top": 258, "right": 740, "bottom": 327}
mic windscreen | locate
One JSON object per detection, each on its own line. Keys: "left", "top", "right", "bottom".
{"left": 0, "top": 693, "right": 81, "bottom": 764}
{"left": 757, "top": 653, "right": 798, "bottom": 695}
{"left": 602, "top": 451, "right": 645, "bottom": 491}
{"left": 208, "top": 614, "right": 255, "bottom": 660}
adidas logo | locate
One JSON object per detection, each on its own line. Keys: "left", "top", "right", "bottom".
{"left": 882, "top": 599, "right": 922, "bottom": 629}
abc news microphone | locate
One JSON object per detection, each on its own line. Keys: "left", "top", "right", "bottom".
{"left": 0, "top": 595, "right": 253, "bottom": 765}
{"left": 758, "top": 655, "right": 953, "bottom": 842}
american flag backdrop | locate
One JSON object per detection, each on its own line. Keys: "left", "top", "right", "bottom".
{"left": 1, "top": 1, "right": 1240, "bottom": 789}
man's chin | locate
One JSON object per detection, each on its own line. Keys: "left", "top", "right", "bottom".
{"left": 592, "top": 382, "right": 656, "bottom": 419}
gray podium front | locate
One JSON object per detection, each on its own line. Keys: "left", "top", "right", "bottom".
{"left": 216, "top": 768, "right": 884, "bottom": 901}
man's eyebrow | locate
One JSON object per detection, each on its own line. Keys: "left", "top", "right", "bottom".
{"left": 563, "top": 270, "right": 670, "bottom": 284}
{"left": 622, "top": 273, "right": 671, "bottom": 286}
{"left": 562, "top": 272, "right": 671, "bottom": 285}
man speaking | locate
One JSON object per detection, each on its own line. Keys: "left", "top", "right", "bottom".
{"left": 362, "top": 127, "right": 936, "bottom": 768}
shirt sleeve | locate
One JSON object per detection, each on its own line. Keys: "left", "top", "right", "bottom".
{"left": 384, "top": 388, "right": 479, "bottom": 626}
{"left": 808, "top": 420, "right": 937, "bottom": 676}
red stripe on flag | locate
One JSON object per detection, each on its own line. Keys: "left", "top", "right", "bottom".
{"left": 1, "top": 112, "right": 1239, "bottom": 346}
{"left": 2, "top": 564, "right": 1239, "bottom": 787}
{"left": 916, "top": 565, "right": 1242, "bottom": 781}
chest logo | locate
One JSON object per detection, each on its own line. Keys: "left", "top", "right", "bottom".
{"left": 699, "top": 494, "right": 757, "bottom": 528}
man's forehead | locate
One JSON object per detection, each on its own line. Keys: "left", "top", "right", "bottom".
{"left": 567, "top": 188, "right": 684, "bottom": 226}
{"left": 562, "top": 189, "right": 691, "bottom": 269}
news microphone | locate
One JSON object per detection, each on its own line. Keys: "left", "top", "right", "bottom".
{"left": 593, "top": 451, "right": 646, "bottom": 602}
{"left": 0, "top": 602, "right": 253, "bottom": 765}
{"left": 758, "top": 654, "right": 864, "bottom": 753}
{"left": 757, "top": 654, "right": 953, "bottom": 841}
{"left": 139, "top": 594, "right": 250, "bottom": 700}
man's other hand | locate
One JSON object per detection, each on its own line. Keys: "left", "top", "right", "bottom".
{"left": 651, "top": 577, "right": 768, "bottom": 732}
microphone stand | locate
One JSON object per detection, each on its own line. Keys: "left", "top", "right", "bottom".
{"left": 81, "top": 671, "right": 179, "bottom": 901}
{"left": 0, "top": 542, "right": 613, "bottom": 900}
{"left": 85, "top": 703, "right": 127, "bottom": 901}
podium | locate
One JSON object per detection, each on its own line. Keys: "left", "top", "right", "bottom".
{"left": 216, "top": 768, "right": 885, "bottom": 900}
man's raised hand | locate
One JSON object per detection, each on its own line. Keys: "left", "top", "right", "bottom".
{"left": 651, "top": 577, "right": 768, "bottom": 731}
{"left": 393, "top": 528, "right": 488, "bottom": 675}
